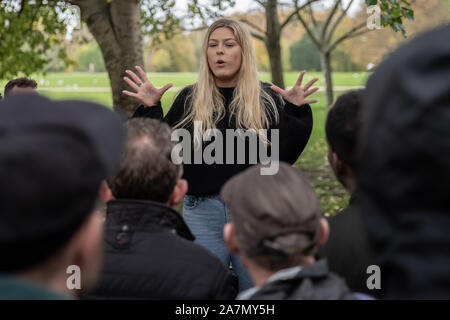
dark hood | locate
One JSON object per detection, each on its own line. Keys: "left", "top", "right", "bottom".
{"left": 359, "top": 24, "right": 450, "bottom": 299}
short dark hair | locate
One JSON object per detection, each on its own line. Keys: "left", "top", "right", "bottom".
{"left": 4, "top": 77, "right": 38, "bottom": 96}
{"left": 325, "top": 90, "right": 363, "bottom": 169}
{"left": 108, "top": 118, "right": 182, "bottom": 203}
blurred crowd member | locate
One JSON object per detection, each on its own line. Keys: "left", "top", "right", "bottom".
{"left": 318, "top": 90, "right": 375, "bottom": 296}
{"left": 221, "top": 162, "right": 354, "bottom": 300}
{"left": 359, "top": 24, "right": 450, "bottom": 299}
{"left": 0, "top": 95, "right": 124, "bottom": 299}
{"left": 4, "top": 77, "right": 38, "bottom": 97}
{"left": 91, "top": 118, "right": 237, "bottom": 300}
{"left": 124, "top": 18, "right": 317, "bottom": 291}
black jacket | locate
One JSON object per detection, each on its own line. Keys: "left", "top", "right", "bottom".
{"left": 90, "top": 199, "right": 237, "bottom": 299}
{"left": 133, "top": 82, "right": 313, "bottom": 196}
{"left": 318, "top": 194, "right": 375, "bottom": 295}
{"left": 360, "top": 25, "right": 450, "bottom": 299}
{"left": 246, "top": 260, "right": 354, "bottom": 300}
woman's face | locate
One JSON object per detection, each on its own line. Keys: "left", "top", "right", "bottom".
{"left": 207, "top": 27, "right": 242, "bottom": 87}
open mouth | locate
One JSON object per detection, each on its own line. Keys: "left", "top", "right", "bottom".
{"left": 216, "top": 60, "right": 225, "bottom": 66}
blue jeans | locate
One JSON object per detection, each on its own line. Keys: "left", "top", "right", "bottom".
{"left": 182, "top": 194, "right": 254, "bottom": 292}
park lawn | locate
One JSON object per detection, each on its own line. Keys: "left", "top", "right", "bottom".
{"left": 2, "top": 71, "right": 369, "bottom": 89}
{"left": 39, "top": 78, "right": 353, "bottom": 216}
{"left": 41, "top": 90, "right": 179, "bottom": 111}
{"left": 296, "top": 91, "right": 351, "bottom": 216}
{"left": 43, "top": 91, "right": 114, "bottom": 106}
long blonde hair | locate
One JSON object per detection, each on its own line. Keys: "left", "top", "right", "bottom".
{"left": 174, "top": 18, "right": 279, "bottom": 145}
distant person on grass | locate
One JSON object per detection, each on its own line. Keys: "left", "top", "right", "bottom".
{"left": 318, "top": 90, "right": 375, "bottom": 296}
{"left": 4, "top": 77, "right": 38, "bottom": 97}
{"left": 0, "top": 94, "right": 124, "bottom": 299}
{"left": 122, "top": 18, "right": 318, "bottom": 292}
{"left": 90, "top": 118, "right": 237, "bottom": 300}
{"left": 220, "top": 162, "right": 354, "bottom": 300}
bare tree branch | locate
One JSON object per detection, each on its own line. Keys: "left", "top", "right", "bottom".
{"left": 328, "top": 21, "right": 370, "bottom": 52}
{"left": 298, "top": 0, "right": 321, "bottom": 10}
{"left": 294, "top": 0, "right": 321, "bottom": 49}
{"left": 280, "top": 0, "right": 320, "bottom": 30}
{"left": 239, "top": 17, "right": 266, "bottom": 35}
{"left": 326, "top": 0, "right": 356, "bottom": 43}
{"left": 251, "top": 31, "right": 266, "bottom": 41}
{"left": 280, "top": 8, "right": 299, "bottom": 30}
{"left": 307, "top": 3, "right": 318, "bottom": 30}
{"left": 254, "top": 0, "right": 266, "bottom": 7}
{"left": 321, "top": 0, "right": 341, "bottom": 41}
{"left": 180, "top": 24, "right": 208, "bottom": 32}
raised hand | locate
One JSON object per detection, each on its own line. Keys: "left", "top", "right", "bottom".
{"left": 271, "top": 71, "right": 319, "bottom": 106}
{"left": 122, "top": 66, "right": 173, "bottom": 107}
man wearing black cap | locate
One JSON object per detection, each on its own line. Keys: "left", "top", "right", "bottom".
{"left": 0, "top": 94, "right": 124, "bottom": 299}
{"left": 221, "top": 162, "right": 354, "bottom": 299}
{"left": 359, "top": 24, "right": 450, "bottom": 299}
{"left": 90, "top": 118, "right": 237, "bottom": 300}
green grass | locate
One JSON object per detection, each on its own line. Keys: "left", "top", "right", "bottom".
{"left": 296, "top": 91, "right": 351, "bottom": 216}
{"left": 1, "top": 71, "right": 369, "bottom": 89}
{"left": 35, "top": 73, "right": 356, "bottom": 216}
{"left": 42, "top": 91, "right": 114, "bottom": 106}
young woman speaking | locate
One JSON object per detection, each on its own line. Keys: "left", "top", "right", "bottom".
{"left": 123, "top": 18, "right": 319, "bottom": 291}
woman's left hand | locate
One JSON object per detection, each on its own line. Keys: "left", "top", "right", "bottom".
{"left": 271, "top": 71, "right": 319, "bottom": 106}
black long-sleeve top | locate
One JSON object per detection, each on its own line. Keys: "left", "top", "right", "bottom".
{"left": 132, "top": 82, "right": 313, "bottom": 196}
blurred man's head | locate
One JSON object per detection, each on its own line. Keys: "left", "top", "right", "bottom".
{"left": 107, "top": 118, "right": 187, "bottom": 206}
{"left": 360, "top": 25, "right": 450, "bottom": 298}
{"left": 221, "top": 163, "right": 328, "bottom": 286}
{"left": 0, "top": 95, "right": 124, "bottom": 298}
{"left": 325, "top": 90, "right": 363, "bottom": 193}
{"left": 4, "top": 77, "right": 38, "bottom": 97}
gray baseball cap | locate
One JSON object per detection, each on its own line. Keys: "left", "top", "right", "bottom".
{"left": 220, "top": 162, "right": 322, "bottom": 257}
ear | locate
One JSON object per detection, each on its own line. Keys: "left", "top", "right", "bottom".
{"left": 328, "top": 150, "right": 352, "bottom": 189}
{"left": 316, "top": 218, "right": 329, "bottom": 249}
{"left": 99, "top": 180, "right": 114, "bottom": 202}
{"left": 329, "top": 151, "right": 345, "bottom": 176}
{"left": 167, "top": 179, "right": 188, "bottom": 207}
{"left": 223, "top": 222, "right": 240, "bottom": 255}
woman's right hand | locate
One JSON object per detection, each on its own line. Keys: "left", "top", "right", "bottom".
{"left": 122, "top": 66, "right": 173, "bottom": 107}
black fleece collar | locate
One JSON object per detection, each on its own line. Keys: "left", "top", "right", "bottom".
{"left": 106, "top": 199, "right": 195, "bottom": 241}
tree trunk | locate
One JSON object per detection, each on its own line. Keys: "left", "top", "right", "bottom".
{"left": 320, "top": 51, "right": 333, "bottom": 107}
{"left": 265, "top": 0, "right": 284, "bottom": 89}
{"left": 71, "top": 0, "right": 143, "bottom": 118}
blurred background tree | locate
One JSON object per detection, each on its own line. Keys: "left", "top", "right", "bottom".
{"left": 74, "top": 44, "right": 106, "bottom": 72}
{"left": 290, "top": 34, "right": 322, "bottom": 71}
{"left": 4, "top": 1, "right": 450, "bottom": 113}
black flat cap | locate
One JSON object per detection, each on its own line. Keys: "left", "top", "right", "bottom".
{"left": 0, "top": 94, "right": 124, "bottom": 272}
